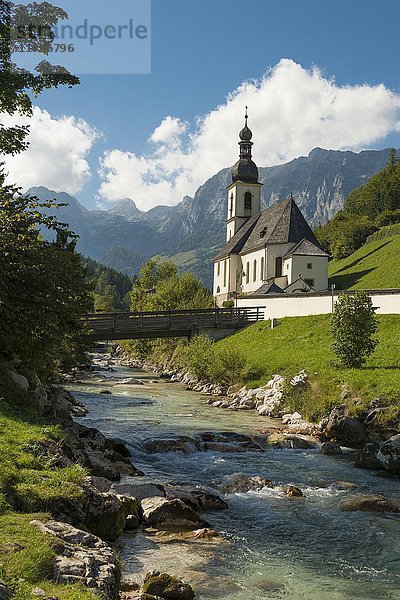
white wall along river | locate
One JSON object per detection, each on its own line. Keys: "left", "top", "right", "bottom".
{"left": 70, "top": 363, "right": 400, "bottom": 600}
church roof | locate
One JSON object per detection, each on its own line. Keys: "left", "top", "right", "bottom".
{"left": 241, "top": 196, "right": 320, "bottom": 255}
{"left": 214, "top": 216, "right": 259, "bottom": 261}
{"left": 215, "top": 196, "right": 322, "bottom": 261}
{"left": 283, "top": 238, "right": 329, "bottom": 258}
{"left": 254, "top": 281, "right": 286, "bottom": 295}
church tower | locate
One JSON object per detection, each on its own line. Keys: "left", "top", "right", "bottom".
{"left": 226, "top": 108, "right": 263, "bottom": 241}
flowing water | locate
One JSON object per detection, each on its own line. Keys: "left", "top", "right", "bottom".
{"left": 71, "top": 365, "right": 400, "bottom": 600}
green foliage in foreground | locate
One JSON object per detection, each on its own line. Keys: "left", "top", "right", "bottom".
{"left": 0, "top": 367, "right": 92, "bottom": 597}
{"left": 0, "top": 176, "right": 92, "bottom": 374}
{"left": 331, "top": 292, "right": 378, "bottom": 368}
{"left": 328, "top": 229, "right": 400, "bottom": 290}
{"left": 213, "top": 314, "right": 400, "bottom": 421}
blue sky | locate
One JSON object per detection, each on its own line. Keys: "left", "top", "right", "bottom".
{"left": 6, "top": 0, "right": 400, "bottom": 209}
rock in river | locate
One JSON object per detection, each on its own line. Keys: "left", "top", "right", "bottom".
{"left": 165, "top": 486, "right": 228, "bottom": 511}
{"left": 141, "top": 497, "right": 209, "bottom": 530}
{"left": 341, "top": 495, "right": 400, "bottom": 513}
{"left": 143, "top": 435, "right": 201, "bottom": 454}
{"left": 141, "top": 571, "right": 195, "bottom": 600}
{"left": 376, "top": 434, "right": 400, "bottom": 474}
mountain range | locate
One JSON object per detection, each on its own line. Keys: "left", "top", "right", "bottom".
{"left": 31, "top": 146, "right": 396, "bottom": 287}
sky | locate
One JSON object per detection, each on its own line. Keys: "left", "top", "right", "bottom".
{"left": 3, "top": 0, "right": 400, "bottom": 210}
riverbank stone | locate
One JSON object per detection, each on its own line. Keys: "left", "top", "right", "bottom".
{"left": 142, "top": 572, "right": 195, "bottom": 600}
{"left": 141, "top": 497, "right": 209, "bottom": 531}
{"left": 31, "top": 520, "right": 120, "bottom": 599}
{"left": 0, "top": 581, "right": 12, "bottom": 600}
{"left": 324, "top": 405, "right": 366, "bottom": 448}
{"left": 111, "top": 482, "right": 166, "bottom": 501}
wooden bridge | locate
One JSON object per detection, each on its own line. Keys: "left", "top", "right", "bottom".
{"left": 83, "top": 307, "right": 264, "bottom": 342}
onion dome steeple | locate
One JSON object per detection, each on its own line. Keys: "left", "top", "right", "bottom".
{"left": 231, "top": 107, "right": 259, "bottom": 183}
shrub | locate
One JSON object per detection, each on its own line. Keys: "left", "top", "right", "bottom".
{"left": 209, "top": 347, "right": 247, "bottom": 385}
{"left": 178, "top": 335, "right": 214, "bottom": 380}
{"left": 331, "top": 292, "right": 379, "bottom": 368}
{"left": 222, "top": 300, "right": 235, "bottom": 308}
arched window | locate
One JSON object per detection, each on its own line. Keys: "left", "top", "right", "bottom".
{"left": 229, "top": 193, "right": 233, "bottom": 215}
{"left": 244, "top": 192, "right": 252, "bottom": 210}
{"left": 216, "top": 286, "right": 220, "bottom": 293}
{"left": 217, "top": 262, "right": 220, "bottom": 276}
{"left": 275, "top": 256, "right": 282, "bottom": 278}
{"left": 245, "top": 262, "right": 250, "bottom": 284}
{"left": 260, "top": 256, "right": 265, "bottom": 280}
{"left": 253, "top": 259, "right": 257, "bottom": 282}
{"left": 223, "top": 260, "right": 227, "bottom": 287}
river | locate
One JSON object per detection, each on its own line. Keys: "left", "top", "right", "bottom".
{"left": 71, "top": 364, "right": 400, "bottom": 600}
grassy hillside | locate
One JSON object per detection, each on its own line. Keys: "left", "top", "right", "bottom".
{"left": 216, "top": 314, "right": 400, "bottom": 420}
{"left": 328, "top": 226, "right": 400, "bottom": 289}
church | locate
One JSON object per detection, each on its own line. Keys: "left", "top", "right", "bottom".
{"left": 213, "top": 111, "right": 329, "bottom": 305}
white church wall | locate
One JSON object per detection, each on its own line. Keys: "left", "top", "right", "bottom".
{"left": 240, "top": 248, "right": 266, "bottom": 293}
{"left": 285, "top": 255, "right": 329, "bottom": 291}
{"left": 266, "top": 243, "right": 294, "bottom": 280}
{"left": 236, "top": 290, "right": 400, "bottom": 319}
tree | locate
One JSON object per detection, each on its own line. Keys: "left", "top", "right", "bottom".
{"left": 0, "top": 173, "right": 92, "bottom": 372}
{"left": 0, "top": 0, "right": 79, "bottom": 155}
{"left": 331, "top": 292, "right": 378, "bottom": 368}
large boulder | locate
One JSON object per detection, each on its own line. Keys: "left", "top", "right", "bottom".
{"left": 141, "top": 497, "right": 209, "bottom": 531}
{"left": 341, "top": 495, "right": 400, "bottom": 513}
{"left": 324, "top": 406, "right": 366, "bottom": 448}
{"left": 143, "top": 435, "right": 200, "bottom": 454}
{"left": 376, "top": 434, "right": 400, "bottom": 474}
{"left": 142, "top": 571, "right": 194, "bottom": 600}
{"left": 111, "top": 482, "right": 166, "bottom": 501}
{"left": 165, "top": 486, "right": 228, "bottom": 511}
{"left": 82, "top": 486, "right": 130, "bottom": 541}
{"left": 31, "top": 520, "right": 120, "bottom": 599}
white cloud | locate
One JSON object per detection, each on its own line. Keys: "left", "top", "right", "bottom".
{"left": 98, "top": 59, "right": 400, "bottom": 211}
{"left": 1, "top": 107, "right": 98, "bottom": 194}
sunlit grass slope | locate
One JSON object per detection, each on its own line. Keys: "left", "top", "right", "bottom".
{"left": 216, "top": 314, "right": 400, "bottom": 420}
{"left": 329, "top": 227, "right": 400, "bottom": 290}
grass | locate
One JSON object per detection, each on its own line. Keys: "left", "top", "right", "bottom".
{"left": 0, "top": 365, "right": 93, "bottom": 599}
{"left": 329, "top": 229, "right": 400, "bottom": 290}
{"left": 216, "top": 314, "right": 400, "bottom": 421}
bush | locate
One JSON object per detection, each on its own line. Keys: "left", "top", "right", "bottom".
{"left": 209, "top": 347, "right": 247, "bottom": 385}
{"left": 222, "top": 300, "right": 235, "bottom": 308}
{"left": 374, "top": 209, "right": 400, "bottom": 227}
{"left": 177, "top": 335, "right": 214, "bottom": 380}
{"left": 331, "top": 292, "right": 379, "bottom": 368}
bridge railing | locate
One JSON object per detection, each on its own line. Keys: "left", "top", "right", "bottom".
{"left": 83, "top": 306, "right": 263, "bottom": 337}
